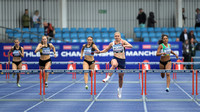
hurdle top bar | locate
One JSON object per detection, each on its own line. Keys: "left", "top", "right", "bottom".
{"left": 191, "top": 57, "right": 200, "bottom": 59}
{"left": 145, "top": 69, "right": 193, "bottom": 73}
{"left": 95, "top": 69, "right": 142, "bottom": 73}
{"left": 0, "top": 69, "right": 41, "bottom": 73}
{"left": 142, "top": 62, "right": 200, "bottom": 65}
{"left": 44, "top": 69, "right": 92, "bottom": 73}
{"left": 196, "top": 69, "right": 200, "bottom": 73}
{"left": 0, "top": 61, "right": 140, "bottom": 65}
{"left": 1, "top": 61, "right": 200, "bottom": 65}
{"left": 170, "top": 56, "right": 184, "bottom": 59}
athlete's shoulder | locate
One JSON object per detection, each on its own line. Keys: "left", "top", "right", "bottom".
{"left": 20, "top": 46, "right": 24, "bottom": 49}
{"left": 121, "top": 39, "right": 128, "bottom": 44}
{"left": 10, "top": 46, "right": 15, "bottom": 51}
{"left": 49, "top": 43, "right": 53, "bottom": 46}
{"left": 158, "top": 44, "right": 163, "bottom": 48}
{"left": 109, "top": 42, "right": 114, "bottom": 46}
{"left": 38, "top": 43, "right": 42, "bottom": 46}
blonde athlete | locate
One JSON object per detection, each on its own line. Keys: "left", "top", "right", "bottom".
{"left": 97, "top": 32, "right": 133, "bottom": 98}
{"left": 8, "top": 39, "right": 24, "bottom": 87}
{"left": 35, "top": 36, "right": 57, "bottom": 88}
{"left": 80, "top": 36, "right": 100, "bottom": 89}
{"left": 156, "top": 34, "right": 178, "bottom": 92}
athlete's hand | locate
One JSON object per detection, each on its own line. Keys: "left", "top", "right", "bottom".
{"left": 123, "top": 45, "right": 127, "bottom": 48}
{"left": 162, "top": 53, "right": 166, "bottom": 55}
{"left": 175, "top": 55, "right": 179, "bottom": 59}
{"left": 8, "top": 61, "right": 10, "bottom": 65}
{"left": 80, "top": 56, "right": 82, "bottom": 60}
{"left": 54, "top": 54, "right": 57, "bottom": 58}
{"left": 95, "top": 51, "right": 100, "bottom": 54}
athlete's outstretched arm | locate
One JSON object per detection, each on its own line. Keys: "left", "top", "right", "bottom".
{"left": 100, "top": 42, "right": 112, "bottom": 53}
{"left": 156, "top": 44, "right": 166, "bottom": 56}
{"left": 34, "top": 44, "right": 42, "bottom": 53}
{"left": 8, "top": 47, "right": 14, "bottom": 63}
{"left": 80, "top": 44, "right": 85, "bottom": 60}
{"left": 171, "top": 50, "right": 178, "bottom": 58}
{"left": 50, "top": 43, "right": 57, "bottom": 57}
{"left": 20, "top": 47, "right": 24, "bottom": 57}
{"left": 93, "top": 44, "right": 100, "bottom": 52}
{"left": 170, "top": 45, "right": 178, "bottom": 58}
{"left": 123, "top": 40, "right": 133, "bottom": 48}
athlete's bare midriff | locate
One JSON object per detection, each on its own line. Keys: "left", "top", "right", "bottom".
{"left": 40, "top": 55, "right": 50, "bottom": 60}
{"left": 84, "top": 55, "right": 94, "bottom": 61}
{"left": 160, "top": 55, "right": 170, "bottom": 62}
{"left": 114, "top": 52, "right": 125, "bottom": 59}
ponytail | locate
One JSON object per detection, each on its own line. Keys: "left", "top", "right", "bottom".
{"left": 158, "top": 39, "right": 163, "bottom": 45}
{"left": 92, "top": 41, "right": 95, "bottom": 45}
{"left": 40, "top": 40, "right": 43, "bottom": 45}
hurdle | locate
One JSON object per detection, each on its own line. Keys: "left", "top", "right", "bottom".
{"left": 191, "top": 57, "right": 200, "bottom": 69}
{"left": 144, "top": 69, "right": 195, "bottom": 101}
{"left": 141, "top": 62, "right": 200, "bottom": 82}
{"left": 0, "top": 69, "right": 42, "bottom": 101}
{"left": 172, "top": 62, "right": 200, "bottom": 82}
{"left": 196, "top": 69, "right": 200, "bottom": 101}
{"left": 0, "top": 62, "right": 42, "bottom": 84}
{"left": 93, "top": 69, "right": 143, "bottom": 101}
{"left": 43, "top": 69, "right": 93, "bottom": 101}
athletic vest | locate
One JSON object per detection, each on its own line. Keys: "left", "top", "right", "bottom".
{"left": 12, "top": 46, "right": 22, "bottom": 57}
{"left": 84, "top": 44, "right": 95, "bottom": 56}
{"left": 112, "top": 40, "right": 125, "bottom": 53}
{"left": 40, "top": 44, "right": 50, "bottom": 55}
{"left": 161, "top": 43, "right": 171, "bottom": 56}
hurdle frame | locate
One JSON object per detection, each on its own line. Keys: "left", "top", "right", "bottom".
{"left": 43, "top": 69, "right": 94, "bottom": 101}
{"left": 144, "top": 69, "right": 195, "bottom": 102}
{"left": 0, "top": 69, "right": 43, "bottom": 101}
{"left": 93, "top": 69, "right": 144, "bottom": 101}
{"left": 196, "top": 69, "right": 200, "bottom": 101}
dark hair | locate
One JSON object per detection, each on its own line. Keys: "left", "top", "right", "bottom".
{"left": 87, "top": 36, "right": 95, "bottom": 45}
{"left": 158, "top": 34, "right": 168, "bottom": 45}
{"left": 149, "top": 12, "right": 154, "bottom": 18}
{"left": 25, "top": 9, "right": 28, "bottom": 11}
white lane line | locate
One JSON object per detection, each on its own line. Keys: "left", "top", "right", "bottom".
{"left": 0, "top": 84, "right": 39, "bottom": 99}
{"left": 0, "top": 75, "right": 35, "bottom": 87}
{"left": 139, "top": 73, "right": 148, "bottom": 112}
{"left": 0, "top": 73, "right": 65, "bottom": 99}
{"left": 24, "top": 76, "right": 84, "bottom": 112}
{"left": 174, "top": 81, "right": 200, "bottom": 106}
{"left": 47, "top": 77, "right": 84, "bottom": 99}
{"left": 84, "top": 74, "right": 115, "bottom": 112}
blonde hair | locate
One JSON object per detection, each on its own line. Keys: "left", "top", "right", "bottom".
{"left": 14, "top": 38, "right": 19, "bottom": 42}
{"left": 114, "top": 32, "right": 121, "bottom": 38}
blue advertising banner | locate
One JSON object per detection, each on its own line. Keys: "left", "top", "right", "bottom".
{"left": 0, "top": 42, "right": 182, "bottom": 69}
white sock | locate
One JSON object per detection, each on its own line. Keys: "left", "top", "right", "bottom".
{"left": 106, "top": 75, "right": 111, "bottom": 79}
{"left": 119, "top": 88, "right": 122, "bottom": 92}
